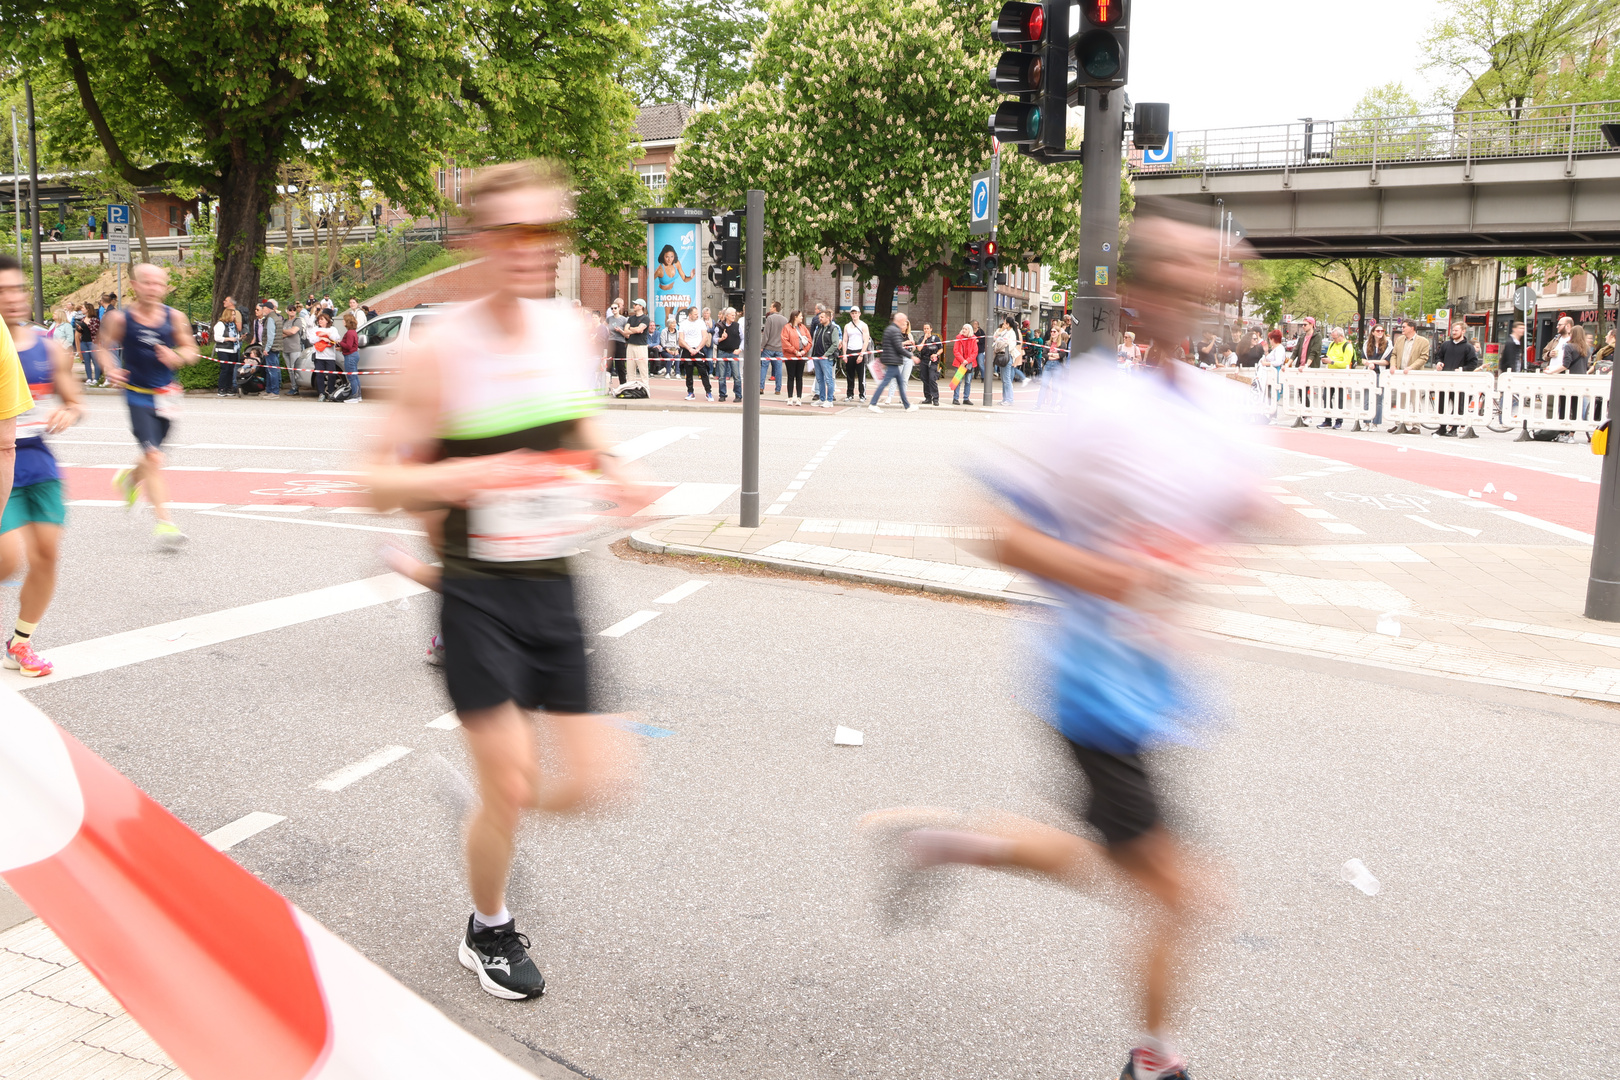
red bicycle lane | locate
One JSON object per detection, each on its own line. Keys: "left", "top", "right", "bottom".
{"left": 60, "top": 467, "right": 674, "bottom": 516}
{"left": 1269, "top": 429, "right": 1599, "bottom": 535}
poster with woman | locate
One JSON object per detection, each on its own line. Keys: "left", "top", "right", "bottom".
{"left": 648, "top": 223, "right": 697, "bottom": 331}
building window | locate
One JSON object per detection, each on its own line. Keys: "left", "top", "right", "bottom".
{"left": 637, "top": 165, "right": 667, "bottom": 189}
{"left": 169, "top": 205, "right": 178, "bottom": 224}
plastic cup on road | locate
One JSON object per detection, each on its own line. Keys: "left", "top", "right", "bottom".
{"left": 1341, "top": 857, "right": 1381, "bottom": 896}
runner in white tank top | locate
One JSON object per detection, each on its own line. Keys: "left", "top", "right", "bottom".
{"left": 366, "top": 161, "right": 634, "bottom": 1002}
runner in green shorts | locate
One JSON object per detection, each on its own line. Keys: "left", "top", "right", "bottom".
{"left": 0, "top": 254, "right": 84, "bottom": 677}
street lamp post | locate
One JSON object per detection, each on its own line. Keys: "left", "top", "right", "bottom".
{"left": 25, "top": 80, "right": 43, "bottom": 322}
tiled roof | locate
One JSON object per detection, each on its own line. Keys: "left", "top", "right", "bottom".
{"left": 635, "top": 103, "right": 692, "bottom": 143}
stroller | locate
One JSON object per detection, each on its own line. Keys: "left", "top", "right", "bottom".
{"left": 235, "top": 345, "right": 266, "bottom": 396}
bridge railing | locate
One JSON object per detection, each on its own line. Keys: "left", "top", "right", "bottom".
{"left": 1139, "top": 100, "right": 1620, "bottom": 177}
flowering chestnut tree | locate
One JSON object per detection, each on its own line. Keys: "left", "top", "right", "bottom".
{"left": 666, "top": 0, "right": 1088, "bottom": 323}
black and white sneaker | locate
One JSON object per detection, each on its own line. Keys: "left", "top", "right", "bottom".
{"left": 458, "top": 915, "right": 545, "bottom": 999}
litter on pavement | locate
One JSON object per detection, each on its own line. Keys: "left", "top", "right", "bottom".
{"left": 833, "top": 726, "right": 864, "bottom": 746}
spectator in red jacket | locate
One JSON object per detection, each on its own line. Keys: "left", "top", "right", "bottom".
{"left": 952, "top": 323, "right": 979, "bottom": 406}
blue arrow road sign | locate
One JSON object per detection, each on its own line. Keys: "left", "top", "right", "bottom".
{"left": 1143, "top": 134, "right": 1175, "bottom": 166}
{"left": 969, "top": 170, "right": 997, "bottom": 235}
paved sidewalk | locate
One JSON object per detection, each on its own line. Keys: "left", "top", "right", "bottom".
{"left": 0, "top": 886, "right": 185, "bottom": 1079}
{"left": 632, "top": 515, "right": 1620, "bottom": 702}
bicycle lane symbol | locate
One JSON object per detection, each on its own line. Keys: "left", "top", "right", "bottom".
{"left": 248, "top": 479, "right": 372, "bottom": 498}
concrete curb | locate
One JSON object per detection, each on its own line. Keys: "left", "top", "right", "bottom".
{"left": 627, "top": 527, "right": 1055, "bottom": 607}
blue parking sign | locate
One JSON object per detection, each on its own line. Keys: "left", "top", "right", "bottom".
{"left": 107, "top": 204, "right": 129, "bottom": 225}
{"left": 1143, "top": 134, "right": 1175, "bottom": 166}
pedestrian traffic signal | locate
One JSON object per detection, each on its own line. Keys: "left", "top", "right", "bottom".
{"left": 963, "top": 240, "right": 985, "bottom": 286}
{"left": 1075, "top": 0, "right": 1129, "bottom": 93}
{"left": 982, "top": 238, "right": 1000, "bottom": 279}
{"left": 707, "top": 211, "right": 743, "bottom": 293}
{"left": 987, "top": 0, "right": 1073, "bottom": 155}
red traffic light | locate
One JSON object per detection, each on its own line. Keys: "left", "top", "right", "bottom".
{"left": 992, "top": 1, "right": 1045, "bottom": 44}
{"left": 1082, "top": 0, "right": 1122, "bottom": 26}
{"left": 984, "top": 239, "right": 999, "bottom": 257}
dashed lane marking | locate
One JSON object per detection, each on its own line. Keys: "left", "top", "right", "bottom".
{"left": 203, "top": 811, "right": 286, "bottom": 851}
{"left": 315, "top": 745, "right": 413, "bottom": 792}
{"left": 653, "top": 580, "right": 709, "bottom": 605}
{"left": 599, "top": 610, "right": 661, "bottom": 638}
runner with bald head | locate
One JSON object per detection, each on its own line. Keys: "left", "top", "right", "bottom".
{"left": 95, "top": 262, "right": 198, "bottom": 547}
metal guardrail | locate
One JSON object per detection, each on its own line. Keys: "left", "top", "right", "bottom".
{"left": 1137, "top": 99, "right": 1620, "bottom": 179}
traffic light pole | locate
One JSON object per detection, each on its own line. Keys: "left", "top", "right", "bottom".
{"left": 984, "top": 150, "right": 998, "bottom": 407}
{"left": 740, "top": 189, "right": 764, "bottom": 529}
{"left": 1585, "top": 359, "right": 1620, "bottom": 619}
{"left": 1070, "top": 87, "right": 1122, "bottom": 362}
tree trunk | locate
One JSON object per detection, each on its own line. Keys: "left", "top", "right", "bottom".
{"left": 132, "top": 192, "right": 151, "bottom": 265}
{"left": 1355, "top": 284, "right": 1367, "bottom": 351}
{"left": 872, "top": 271, "right": 899, "bottom": 328}
{"left": 284, "top": 197, "right": 300, "bottom": 302}
{"left": 213, "top": 153, "right": 274, "bottom": 323}
{"left": 1372, "top": 272, "right": 1382, "bottom": 340}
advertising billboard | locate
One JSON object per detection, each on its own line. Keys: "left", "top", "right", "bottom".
{"left": 648, "top": 222, "right": 699, "bottom": 331}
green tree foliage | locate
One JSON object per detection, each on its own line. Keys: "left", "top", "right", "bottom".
{"left": 665, "top": 0, "right": 1086, "bottom": 324}
{"left": 1244, "top": 261, "right": 1315, "bottom": 327}
{"left": 0, "top": 0, "right": 648, "bottom": 318}
{"left": 1423, "top": 0, "right": 1620, "bottom": 116}
{"left": 1535, "top": 253, "right": 1620, "bottom": 338}
{"left": 626, "top": 0, "right": 767, "bottom": 108}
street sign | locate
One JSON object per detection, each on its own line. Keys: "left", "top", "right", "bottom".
{"left": 108, "top": 239, "right": 130, "bottom": 265}
{"left": 108, "top": 221, "right": 128, "bottom": 240}
{"left": 1434, "top": 308, "right": 1451, "bottom": 332}
{"left": 1142, "top": 132, "right": 1175, "bottom": 165}
{"left": 106, "top": 204, "right": 128, "bottom": 226}
{"left": 1513, "top": 286, "right": 1536, "bottom": 310}
{"left": 969, "top": 170, "right": 998, "bottom": 235}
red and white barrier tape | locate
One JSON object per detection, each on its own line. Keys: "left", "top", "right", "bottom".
{"left": 0, "top": 688, "right": 535, "bottom": 1079}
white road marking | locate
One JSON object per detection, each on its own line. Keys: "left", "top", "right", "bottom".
{"left": 611, "top": 426, "right": 707, "bottom": 463}
{"left": 203, "top": 811, "right": 286, "bottom": 851}
{"left": 1488, "top": 510, "right": 1594, "bottom": 543}
{"left": 642, "top": 482, "right": 737, "bottom": 516}
{"left": 767, "top": 431, "right": 848, "bottom": 516}
{"left": 66, "top": 499, "right": 125, "bottom": 507}
{"left": 426, "top": 712, "right": 461, "bottom": 730}
{"left": 231, "top": 468, "right": 297, "bottom": 474}
{"left": 654, "top": 580, "right": 709, "bottom": 604}
{"left": 1319, "top": 522, "right": 1367, "bottom": 535}
{"left": 599, "top": 610, "right": 662, "bottom": 637}
{"left": 1294, "top": 508, "right": 1336, "bottom": 519}
{"left": 166, "top": 466, "right": 222, "bottom": 472}
{"left": 1273, "top": 495, "right": 1310, "bottom": 505}
{"left": 226, "top": 504, "right": 313, "bottom": 512}
{"left": 3, "top": 572, "right": 426, "bottom": 689}
{"left": 198, "top": 511, "right": 426, "bottom": 536}
{"left": 1406, "top": 514, "right": 1456, "bottom": 532}
{"left": 316, "top": 745, "right": 413, "bottom": 791}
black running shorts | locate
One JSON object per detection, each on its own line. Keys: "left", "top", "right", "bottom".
{"left": 440, "top": 576, "right": 590, "bottom": 717}
{"left": 1069, "top": 743, "right": 1161, "bottom": 847}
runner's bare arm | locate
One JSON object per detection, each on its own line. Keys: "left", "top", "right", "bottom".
{"left": 45, "top": 336, "right": 82, "bottom": 434}
{"left": 992, "top": 516, "right": 1171, "bottom": 606}
{"left": 96, "top": 310, "right": 126, "bottom": 384}
{"left": 158, "top": 307, "right": 200, "bottom": 367}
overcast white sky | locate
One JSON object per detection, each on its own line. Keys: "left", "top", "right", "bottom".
{"left": 1128, "top": 0, "right": 1450, "bottom": 131}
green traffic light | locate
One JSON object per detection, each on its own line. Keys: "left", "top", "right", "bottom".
{"left": 1024, "top": 106, "right": 1042, "bottom": 140}
{"left": 1076, "top": 31, "right": 1121, "bottom": 79}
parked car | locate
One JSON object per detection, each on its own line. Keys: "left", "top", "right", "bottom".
{"left": 294, "top": 304, "right": 449, "bottom": 396}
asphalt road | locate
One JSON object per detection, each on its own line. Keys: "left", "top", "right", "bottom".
{"left": 13, "top": 392, "right": 1620, "bottom": 1078}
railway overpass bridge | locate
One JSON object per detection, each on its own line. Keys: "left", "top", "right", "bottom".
{"left": 1130, "top": 101, "right": 1620, "bottom": 258}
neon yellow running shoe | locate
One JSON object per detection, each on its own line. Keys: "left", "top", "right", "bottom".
{"left": 113, "top": 468, "right": 139, "bottom": 509}
{"left": 153, "top": 520, "right": 188, "bottom": 548}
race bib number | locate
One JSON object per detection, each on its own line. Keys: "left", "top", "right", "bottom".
{"left": 467, "top": 483, "right": 597, "bottom": 562}
{"left": 153, "top": 385, "right": 184, "bottom": 420}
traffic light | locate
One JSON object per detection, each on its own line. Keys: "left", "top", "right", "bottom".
{"left": 707, "top": 211, "right": 742, "bottom": 293}
{"left": 1075, "top": 0, "right": 1129, "bottom": 94}
{"left": 963, "top": 240, "right": 985, "bottom": 286}
{"left": 982, "top": 238, "right": 1000, "bottom": 280}
{"left": 987, "top": 0, "right": 1069, "bottom": 152}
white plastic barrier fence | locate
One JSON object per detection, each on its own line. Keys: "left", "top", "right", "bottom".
{"left": 1384, "top": 370, "right": 1494, "bottom": 433}
{"left": 1251, "top": 364, "right": 1282, "bottom": 418}
{"left": 1497, "top": 373, "right": 1610, "bottom": 435}
{"left": 0, "top": 687, "right": 538, "bottom": 1079}
{"left": 1279, "top": 368, "right": 1379, "bottom": 428}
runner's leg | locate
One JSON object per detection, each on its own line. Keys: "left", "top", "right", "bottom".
{"left": 16, "top": 523, "right": 60, "bottom": 626}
